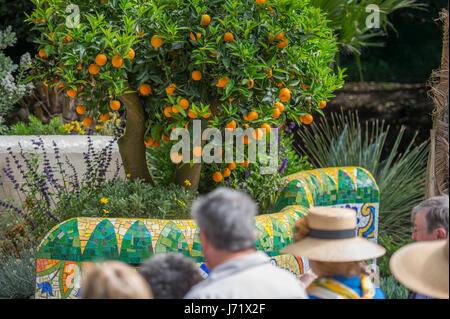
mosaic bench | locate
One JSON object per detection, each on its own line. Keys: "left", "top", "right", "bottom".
{"left": 35, "top": 166, "right": 379, "bottom": 299}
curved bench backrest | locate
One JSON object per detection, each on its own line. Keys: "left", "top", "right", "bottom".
{"left": 35, "top": 167, "right": 379, "bottom": 299}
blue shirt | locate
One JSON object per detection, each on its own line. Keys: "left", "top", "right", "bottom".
{"left": 308, "top": 275, "right": 386, "bottom": 299}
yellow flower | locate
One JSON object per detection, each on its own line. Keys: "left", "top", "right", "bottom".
{"left": 126, "top": 173, "right": 131, "bottom": 178}
{"left": 102, "top": 209, "right": 110, "bottom": 214}
{"left": 64, "top": 181, "right": 68, "bottom": 185}
{"left": 100, "top": 197, "right": 108, "bottom": 204}
{"left": 184, "top": 179, "right": 192, "bottom": 186}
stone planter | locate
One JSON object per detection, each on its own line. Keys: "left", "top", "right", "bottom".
{"left": 34, "top": 166, "right": 379, "bottom": 299}
{"left": 0, "top": 135, "right": 125, "bottom": 210}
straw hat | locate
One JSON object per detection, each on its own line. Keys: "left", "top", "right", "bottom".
{"left": 281, "top": 207, "right": 386, "bottom": 262}
{"left": 390, "top": 238, "right": 449, "bottom": 299}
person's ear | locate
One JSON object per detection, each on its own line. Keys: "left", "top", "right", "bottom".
{"left": 435, "top": 227, "right": 447, "bottom": 240}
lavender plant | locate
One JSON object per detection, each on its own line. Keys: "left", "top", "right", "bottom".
{"left": 0, "top": 136, "right": 121, "bottom": 236}
{"left": 0, "top": 26, "right": 34, "bottom": 127}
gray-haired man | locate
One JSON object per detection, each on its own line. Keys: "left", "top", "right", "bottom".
{"left": 184, "top": 187, "right": 308, "bottom": 299}
{"left": 408, "top": 194, "right": 448, "bottom": 299}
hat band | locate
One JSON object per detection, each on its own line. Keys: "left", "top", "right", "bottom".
{"left": 308, "top": 228, "right": 356, "bottom": 240}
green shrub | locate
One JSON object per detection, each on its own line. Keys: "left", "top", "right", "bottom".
{"left": 7, "top": 114, "right": 66, "bottom": 135}
{"left": 0, "top": 243, "right": 37, "bottom": 299}
{"left": 55, "top": 178, "right": 198, "bottom": 221}
{"left": 0, "top": 26, "right": 34, "bottom": 126}
{"left": 297, "top": 110, "right": 429, "bottom": 245}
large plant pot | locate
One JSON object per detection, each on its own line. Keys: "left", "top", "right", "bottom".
{"left": 34, "top": 167, "right": 379, "bottom": 299}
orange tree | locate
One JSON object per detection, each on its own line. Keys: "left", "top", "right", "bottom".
{"left": 26, "top": 0, "right": 344, "bottom": 189}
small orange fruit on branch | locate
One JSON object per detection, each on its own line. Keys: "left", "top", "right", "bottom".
{"left": 76, "top": 105, "right": 86, "bottom": 115}
{"left": 192, "top": 70, "right": 202, "bottom": 81}
{"left": 279, "top": 88, "right": 291, "bottom": 102}
{"left": 88, "top": 64, "right": 100, "bottom": 75}
{"left": 139, "top": 83, "right": 152, "bottom": 95}
{"left": 110, "top": 100, "right": 121, "bottom": 111}
{"left": 223, "top": 32, "right": 234, "bottom": 42}
{"left": 111, "top": 55, "right": 123, "bottom": 68}
{"left": 151, "top": 35, "right": 163, "bottom": 47}
{"left": 201, "top": 14, "right": 211, "bottom": 26}
{"left": 95, "top": 54, "right": 107, "bottom": 66}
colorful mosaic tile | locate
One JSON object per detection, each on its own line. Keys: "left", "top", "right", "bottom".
{"left": 35, "top": 167, "right": 380, "bottom": 299}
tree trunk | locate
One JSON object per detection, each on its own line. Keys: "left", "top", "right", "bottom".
{"left": 174, "top": 163, "right": 203, "bottom": 191}
{"left": 118, "top": 89, "right": 155, "bottom": 186}
{"left": 426, "top": 9, "right": 449, "bottom": 197}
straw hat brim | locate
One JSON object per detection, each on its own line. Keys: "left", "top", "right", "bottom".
{"left": 281, "top": 236, "right": 386, "bottom": 262}
{"left": 390, "top": 240, "right": 449, "bottom": 299}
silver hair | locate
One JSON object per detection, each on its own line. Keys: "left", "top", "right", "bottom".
{"left": 412, "top": 195, "right": 449, "bottom": 234}
{"left": 139, "top": 252, "right": 203, "bottom": 299}
{"left": 191, "top": 187, "right": 258, "bottom": 251}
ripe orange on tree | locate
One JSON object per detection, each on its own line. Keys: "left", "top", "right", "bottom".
{"left": 319, "top": 101, "right": 327, "bottom": 109}
{"left": 193, "top": 146, "right": 203, "bottom": 157}
{"left": 171, "top": 105, "right": 180, "bottom": 114}
{"left": 179, "top": 98, "right": 189, "bottom": 110}
{"left": 153, "top": 141, "right": 161, "bottom": 149}
{"left": 212, "top": 172, "right": 223, "bottom": 183}
{"left": 261, "top": 123, "right": 271, "bottom": 133}
{"left": 202, "top": 112, "right": 211, "bottom": 119}
{"left": 82, "top": 117, "right": 93, "bottom": 127}
{"left": 139, "top": 83, "right": 152, "bottom": 95}
{"left": 144, "top": 136, "right": 154, "bottom": 147}
{"left": 192, "top": 70, "right": 202, "bottom": 81}
{"left": 201, "top": 14, "right": 211, "bottom": 26}
{"left": 222, "top": 167, "right": 231, "bottom": 178}
{"left": 247, "top": 111, "right": 258, "bottom": 121}
{"left": 275, "top": 102, "right": 284, "bottom": 112}
{"left": 66, "top": 88, "right": 77, "bottom": 98}
{"left": 256, "top": 0, "right": 266, "bottom": 4}
{"left": 279, "top": 88, "right": 291, "bottom": 102}
{"left": 128, "top": 48, "right": 135, "bottom": 59}
{"left": 278, "top": 39, "right": 288, "bottom": 49}
{"left": 223, "top": 32, "right": 234, "bottom": 42}
{"left": 240, "top": 159, "right": 250, "bottom": 167}
{"left": 88, "top": 64, "right": 100, "bottom": 75}
{"left": 188, "top": 109, "right": 197, "bottom": 119}
{"left": 252, "top": 128, "right": 264, "bottom": 140}
{"left": 38, "top": 49, "right": 47, "bottom": 59}
{"left": 165, "top": 83, "right": 177, "bottom": 95}
{"left": 272, "top": 108, "right": 281, "bottom": 118}
{"left": 111, "top": 55, "right": 123, "bottom": 68}
{"left": 161, "top": 133, "right": 171, "bottom": 142}
{"left": 300, "top": 114, "right": 313, "bottom": 124}
{"left": 151, "top": 35, "right": 163, "bottom": 47}
{"left": 110, "top": 100, "right": 120, "bottom": 111}
{"left": 190, "top": 32, "right": 201, "bottom": 41}
{"left": 245, "top": 79, "right": 254, "bottom": 89}
{"left": 216, "top": 76, "right": 229, "bottom": 88}
{"left": 95, "top": 54, "right": 107, "bottom": 66}
{"left": 274, "top": 32, "right": 285, "bottom": 40}
{"left": 76, "top": 105, "right": 86, "bottom": 115}
{"left": 164, "top": 106, "right": 173, "bottom": 117}
{"left": 170, "top": 152, "right": 183, "bottom": 163}
{"left": 228, "top": 161, "right": 237, "bottom": 170}
{"left": 99, "top": 113, "right": 110, "bottom": 122}
{"left": 225, "top": 120, "right": 237, "bottom": 130}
